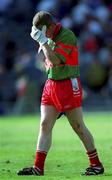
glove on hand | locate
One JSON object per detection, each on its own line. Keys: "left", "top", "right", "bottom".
{"left": 30, "top": 25, "right": 48, "bottom": 53}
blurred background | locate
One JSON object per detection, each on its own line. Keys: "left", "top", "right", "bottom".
{"left": 0, "top": 0, "right": 112, "bottom": 115}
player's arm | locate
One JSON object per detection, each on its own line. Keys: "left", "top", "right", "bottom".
{"left": 43, "top": 29, "right": 77, "bottom": 66}
{"left": 30, "top": 25, "right": 76, "bottom": 66}
{"left": 30, "top": 25, "right": 61, "bottom": 65}
{"left": 41, "top": 43, "right": 61, "bottom": 65}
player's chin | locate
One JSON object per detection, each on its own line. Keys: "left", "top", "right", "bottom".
{"left": 46, "top": 33, "right": 51, "bottom": 38}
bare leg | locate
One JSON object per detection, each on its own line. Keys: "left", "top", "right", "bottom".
{"left": 17, "top": 105, "right": 59, "bottom": 176}
{"left": 37, "top": 105, "right": 59, "bottom": 152}
{"left": 66, "top": 107, "right": 95, "bottom": 152}
{"left": 65, "top": 107, "right": 104, "bottom": 175}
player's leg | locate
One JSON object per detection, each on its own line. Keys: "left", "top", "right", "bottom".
{"left": 66, "top": 107, "right": 95, "bottom": 151}
{"left": 66, "top": 107, "right": 104, "bottom": 175}
{"left": 17, "top": 105, "right": 59, "bottom": 176}
{"left": 37, "top": 105, "right": 58, "bottom": 152}
{"left": 34, "top": 105, "right": 59, "bottom": 173}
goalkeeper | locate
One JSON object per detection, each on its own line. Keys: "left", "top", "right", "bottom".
{"left": 18, "top": 11, "right": 104, "bottom": 176}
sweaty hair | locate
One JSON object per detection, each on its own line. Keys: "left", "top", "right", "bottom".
{"left": 33, "top": 11, "right": 54, "bottom": 29}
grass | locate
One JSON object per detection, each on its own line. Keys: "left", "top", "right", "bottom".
{"left": 0, "top": 112, "right": 112, "bottom": 180}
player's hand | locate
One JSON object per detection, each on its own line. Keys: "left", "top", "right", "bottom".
{"left": 30, "top": 25, "right": 48, "bottom": 46}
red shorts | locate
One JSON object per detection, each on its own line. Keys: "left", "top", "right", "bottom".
{"left": 41, "top": 78, "right": 82, "bottom": 112}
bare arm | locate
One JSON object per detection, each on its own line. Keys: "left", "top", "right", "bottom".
{"left": 42, "top": 43, "right": 61, "bottom": 65}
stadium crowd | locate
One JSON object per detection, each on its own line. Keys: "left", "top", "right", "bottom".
{"left": 0, "top": 0, "right": 112, "bottom": 114}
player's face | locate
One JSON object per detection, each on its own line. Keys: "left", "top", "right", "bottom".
{"left": 46, "top": 24, "right": 55, "bottom": 39}
{"left": 46, "top": 28, "right": 51, "bottom": 38}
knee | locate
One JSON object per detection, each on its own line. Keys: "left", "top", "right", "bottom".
{"left": 40, "top": 119, "right": 52, "bottom": 133}
{"left": 72, "top": 123, "right": 85, "bottom": 136}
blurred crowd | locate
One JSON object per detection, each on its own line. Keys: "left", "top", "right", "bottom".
{"left": 0, "top": 0, "right": 112, "bottom": 114}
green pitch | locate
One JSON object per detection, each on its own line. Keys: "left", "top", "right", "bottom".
{"left": 0, "top": 112, "right": 112, "bottom": 180}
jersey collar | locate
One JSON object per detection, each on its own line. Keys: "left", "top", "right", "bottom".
{"left": 52, "top": 23, "right": 62, "bottom": 40}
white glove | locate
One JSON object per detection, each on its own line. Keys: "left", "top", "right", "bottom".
{"left": 30, "top": 25, "right": 48, "bottom": 53}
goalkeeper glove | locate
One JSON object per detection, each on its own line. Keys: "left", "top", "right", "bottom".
{"left": 30, "top": 25, "right": 48, "bottom": 53}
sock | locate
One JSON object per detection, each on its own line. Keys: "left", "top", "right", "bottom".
{"left": 34, "top": 151, "right": 47, "bottom": 174}
{"left": 87, "top": 149, "right": 102, "bottom": 167}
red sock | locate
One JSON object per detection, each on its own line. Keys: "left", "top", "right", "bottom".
{"left": 87, "top": 149, "right": 102, "bottom": 167}
{"left": 34, "top": 151, "right": 47, "bottom": 174}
